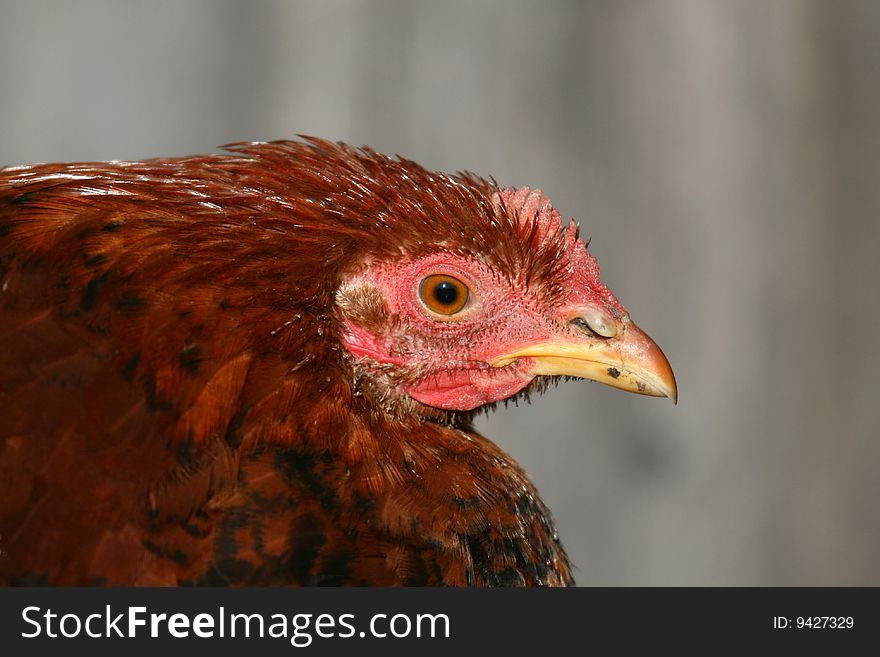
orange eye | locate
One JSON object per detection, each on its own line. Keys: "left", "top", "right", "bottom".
{"left": 419, "top": 274, "right": 470, "bottom": 316}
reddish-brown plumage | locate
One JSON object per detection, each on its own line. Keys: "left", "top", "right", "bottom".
{"left": 0, "top": 137, "right": 671, "bottom": 586}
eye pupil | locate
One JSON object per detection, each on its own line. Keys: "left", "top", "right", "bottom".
{"left": 419, "top": 274, "right": 470, "bottom": 317}
{"left": 433, "top": 281, "right": 459, "bottom": 306}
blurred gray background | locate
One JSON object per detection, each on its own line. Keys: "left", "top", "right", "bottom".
{"left": 2, "top": 0, "right": 878, "bottom": 585}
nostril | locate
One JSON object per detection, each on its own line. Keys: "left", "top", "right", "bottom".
{"left": 569, "top": 316, "right": 599, "bottom": 337}
{"left": 570, "top": 308, "right": 618, "bottom": 338}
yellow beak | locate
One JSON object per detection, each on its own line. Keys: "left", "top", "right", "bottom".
{"left": 490, "top": 321, "right": 678, "bottom": 403}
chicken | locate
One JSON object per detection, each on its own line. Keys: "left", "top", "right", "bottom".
{"left": 0, "top": 138, "right": 676, "bottom": 586}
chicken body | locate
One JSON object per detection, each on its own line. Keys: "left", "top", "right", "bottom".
{"left": 0, "top": 139, "right": 674, "bottom": 586}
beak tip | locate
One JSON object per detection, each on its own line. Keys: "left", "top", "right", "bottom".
{"left": 663, "top": 373, "right": 679, "bottom": 405}
{"left": 662, "top": 372, "right": 678, "bottom": 405}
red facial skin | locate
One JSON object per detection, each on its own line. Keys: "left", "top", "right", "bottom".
{"left": 339, "top": 193, "right": 628, "bottom": 412}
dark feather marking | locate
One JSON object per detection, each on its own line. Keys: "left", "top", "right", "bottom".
{"left": 8, "top": 191, "right": 35, "bottom": 205}
{"left": 402, "top": 551, "right": 430, "bottom": 587}
{"left": 490, "top": 568, "right": 525, "bottom": 587}
{"left": 425, "top": 537, "right": 444, "bottom": 551}
{"left": 313, "top": 547, "right": 353, "bottom": 586}
{"left": 112, "top": 293, "right": 146, "bottom": 311}
{"left": 121, "top": 351, "right": 141, "bottom": 381}
{"left": 144, "top": 378, "right": 173, "bottom": 412}
{"left": 80, "top": 269, "right": 111, "bottom": 311}
{"left": 101, "top": 220, "right": 124, "bottom": 232}
{"left": 214, "top": 556, "right": 255, "bottom": 584}
{"left": 214, "top": 507, "right": 249, "bottom": 564}
{"left": 275, "top": 449, "right": 338, "bottom": 511}
{"left": 143, "top": 539, "right": 188, "bottom": 565}
{"left": 451, "top": 495, "right": 482, "bottom": 510}
{"left": 288, "top": 513, "right": 327, "bottom": 584}
{"left": 176, "top": 437, "right": 197, "bottom": 469}
{"left": 352, "top": 491, "right": 376, "bottom": 514}
{"left": 223, "top": 409, "right": 247, "bottom": 448}
{"left": 83, "top": 253, "right": 108, "bottom": 268}
{"left": 76, "top": 226, "right": 97, "bottom": 241}
{"left": 10, "top": 571, "right": 49, "bottom": 586}
{"left": 178, "top": 343, "right": 203, "bottom": 375}
{"left": 183, "top": 522, "right": 208, "bottom": 538}
{"left": 516, "top": 491, "right": 538, "bottom": 516}
{"left": 427, "top": 556, "right": 444, "bottom": 584}
{"left": 194, "top": 567, "right": 229, "bottom": 586}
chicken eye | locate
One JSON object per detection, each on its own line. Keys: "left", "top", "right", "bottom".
{"left": 419, "top": 274, "right": 470, "bottom": 316}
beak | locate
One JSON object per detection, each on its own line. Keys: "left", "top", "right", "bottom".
{"left": 490, "top": 321, "right": 678, "bottom": 403}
